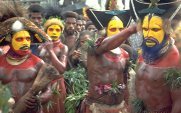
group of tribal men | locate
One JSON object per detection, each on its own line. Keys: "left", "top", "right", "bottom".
{"left": 0, "top": 0, "right": 181, "bottom": 113}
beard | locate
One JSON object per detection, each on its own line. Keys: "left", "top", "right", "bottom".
{"left": 142, "top": 36, "right": 169, "bottom": 63}
{"left": 12, "top": 46, "right": 31, "bottom": 56}
{"left": 65, "top": 28, "right": 75, "bottom": 35}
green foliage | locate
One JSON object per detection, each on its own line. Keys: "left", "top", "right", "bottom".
{"left": 86, "top": 32, "right": 98, "bottom": 49}
{"left": 64, "top": 66, "right": 88, "bottom": 94}
{"left": 108, "top": 81, "right": 124, "bottom": 94}
{"left": 46, "top": 100, "right": 54, "bottom": 112}
{"left": 165, "top": 68, "right": 181, "bottom": 89}
{"left": 64, "top": 66, "right": 88, "bottom": 113}
{"left": 0, "top": 82, "right": 12, "bottom": 113}
{"left": 65, "top": 93, "right": 87, "bottom": 113}
{"left": 131, "top": 98, "right": 144, "bottom": 113}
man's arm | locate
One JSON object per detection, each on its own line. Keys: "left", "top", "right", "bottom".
{"left": 46, "top": 43, "right": 68, "bottom": 74}
{"left": 95, "top": 25, "right": 137, "bottom": 55}
{"left": 171, "top": 89, "right": 181, "bottom": 113}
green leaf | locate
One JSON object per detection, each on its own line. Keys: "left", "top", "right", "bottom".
{"left": 165, "top": 68, "right": 181, "bottom": 89}
{"left": 0, "top": 82, "right": 12, "bottom": 113}
{"left": 64, "top": 66, "right": 88, "bottom": 113}
{"left": 131, "top": 98, "right": 144, "bottom": 113}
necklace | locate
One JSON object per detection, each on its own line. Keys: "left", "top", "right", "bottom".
{"left": 6, "top": 54, "right": 29, "bottom": 65}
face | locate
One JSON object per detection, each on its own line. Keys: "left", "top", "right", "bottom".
{"left": 12, "top": 30, "right": 31, "bottom": 55}
{"left": 82, "top": 20, "right": 86, "bottom": 30}
{"left": 87, "top": 25, "right": 97, "bottom": 32}
{"left": 80, "top": 34, "right": 90, "bottom": 46}
{"left": 29, "top": 12, "right": 43, "bottom": 27}
{"left": 65, "top": 17, "right": 76, "bottom": 35}
{"left": 107, "top": 19, "right": 124, "bottom": 37}
{"left": 142, "top": 15, "right": 164, "bottom": 47}
{"left": 47, "top": 24, "right": 62, "bottom": 41}
{"left": 76, "top": 20, "right": 83, "bottom": 32}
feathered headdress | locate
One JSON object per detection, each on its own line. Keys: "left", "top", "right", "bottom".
{"left": 0, "top": 1, "right": 26, "bottom": 23}
{"left": 86, "top": 9, "right": 131, "bottom": 30}
{"left": 130, "top": 0, "right": 181, "bottom": 21}
{"left": 0, "top": 1, "right": 51, "bottom": 46}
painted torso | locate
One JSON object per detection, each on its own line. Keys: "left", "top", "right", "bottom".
{"left": 136, "top": 45, "right": 180, "bottom": 112}
{"left": 87, "top": 48, "right": 129, "bottom": 105}
{"left": 39, "top": 41, "right": 67, "bottom": 113}
{"left": 40, "top": 41, "right": 65, "bottom": 64}
{"left": 0, "top": 53, "right": 43, "bottom": 102}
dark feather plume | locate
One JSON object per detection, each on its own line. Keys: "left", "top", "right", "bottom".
{"left": 0, "top": 0, "right": 26, "bottom": 23}
{"left": 44, "top": 5, "right": 63, "bottom": 19}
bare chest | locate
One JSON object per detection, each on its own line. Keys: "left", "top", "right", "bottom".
{"left": 65, "top": 37, "right": 76, "bottom": 49}
{"left": 137, "top": 63, "right": 167, "bottom": 82}
{"left": 0, "top": 67, "right": 38, "bottom": 84}
{"left": 88, "top": 53, "right": 128, "bottom": 84}
{"left": 42, "top": 47, "right": 63, "bottom": 63}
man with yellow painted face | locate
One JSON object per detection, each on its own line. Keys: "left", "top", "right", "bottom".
{"left": 107, "top": 16, "right": 124, "bottom": 37}
{"left": 0, "top": 8, "right": 54, "bottom": 113}
{"left": 130, "top": 1, "right": 181, "bottom": 113}
{"left": 39, "top": 18, "right": 68, "bottom": 113}
{"left": 79, "top": 14, "right": 137, "bottom": 112}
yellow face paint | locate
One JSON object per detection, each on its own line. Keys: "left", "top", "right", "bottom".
{"left": 47, "top": 24, "right": 62, "bottom": 41}
{"left": 12, "top": 30, "right": 31, "bottom": 51}
{"left": 142, "top": 15, "right": 164, "bottom": 47}
{"left": 107, "top": 17, "right": 124, "bottom": 37}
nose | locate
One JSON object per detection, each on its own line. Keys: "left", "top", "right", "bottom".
{"left": 145, "top": 29, "right": 151, "bottom": 38}
{"left": 34, "top": 18, "right": 39, "bottom": 23}
{"left": 52, "top": 30, "right": 57, "bottom": 34}
{"left": 22, "top": 38, "right": 30, "bottom": 45}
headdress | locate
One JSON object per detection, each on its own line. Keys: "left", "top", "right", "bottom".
{"left": 130, "top": 0, "right": 181, "bottom": 21}
{"left": 86, "top": 9, "right": 131, "bottom": 30}
{"left": 130, "top": 0, "right": 181, "bottom": 64}
{"left": 0, "top": 1, "right": 50, "bottom": 46}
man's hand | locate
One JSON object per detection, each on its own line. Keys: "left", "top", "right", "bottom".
{"left": 44, "top": 41, "right": 54, "bottom": 51}
{"left": 128, "top": 23, "right": 138, "bottom": 34}
{"left": 72, "top": 50, "right": 82, "bottom": 60}
{"left": 24, "top": 95, "right": 40, "bottom": 109}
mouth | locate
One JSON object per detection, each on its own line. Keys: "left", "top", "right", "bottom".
{"left": 144, "top": 38, "right": 159, "bottom": 47}
{"left": 20, "top": 46, "right": 30, "bottom": 50}
{"left": 50, "top": 36, "right": 59, "bottom": 40}
{"left": 146, "top": 40, "right": 156, "bottom": 47}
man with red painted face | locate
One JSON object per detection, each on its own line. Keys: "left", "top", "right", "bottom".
{"left": 129, "top": 1, "right": 181, "bottom": 113}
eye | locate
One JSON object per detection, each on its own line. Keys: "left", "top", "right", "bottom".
{"left": 37, "top": 17, "right": 42, "bottom": 20}
{"left": 119, "top": 28, "right": 123, "bottom": 31}
{"left": 151, "top": 28, "right": 161, "bottom": 32}
{"left": 26, "top": 37, "right": 31, "bottom": 41}
{"left": 16, "top": 37, "right": 23, "bottom": 42}
{"left": 109, "top": 28, "right": 117, "bottom": 32}
{"left": 48, "top": 28, "right": 53, "bottom": 32}
{"left": 142, "top": 27, "right": 148, "bottom": 31}
{"left": 81, "top": 40, "right": 85, "bottom": 43}
{"left": 56, "top": 29, "right": 61, "bottom": 32}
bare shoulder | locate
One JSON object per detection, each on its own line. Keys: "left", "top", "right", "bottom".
{"left": 61, "top": 44, "right": 68, "bottom": 54}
